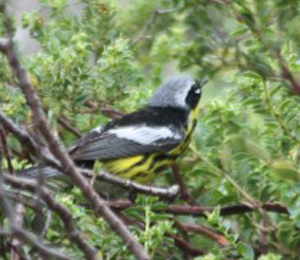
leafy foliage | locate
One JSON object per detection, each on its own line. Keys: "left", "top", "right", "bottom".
{"left": 1, "top": 0, "right": 300, "bottom": 259}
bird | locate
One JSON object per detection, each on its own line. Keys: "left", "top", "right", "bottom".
{"left": 20, "top": 76, "right": 207, "bottom": 184}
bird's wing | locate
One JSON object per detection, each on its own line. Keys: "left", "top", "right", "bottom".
{"left": 69, "top": 125, "right": 185, "bottom": 160}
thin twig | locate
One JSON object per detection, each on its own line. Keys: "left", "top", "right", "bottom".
{"left": 39, "top": 210, "right": 52, "bottom": 240}
{"left": 13, "top": 228, "right": 73, "bottom": 260}
{"left": 168, "top": 234, "right": 205, "bottom": 257}
{"left": 11, "top": 201, "right": 25, "bottom": 260}
{"left": 230, "top": 2, "right": 300, "bottom": 94}
{"left": 129, "top": 6, "right": 179, "bottom": 47}
{"left": 58, "top": 116, "right": 82, "bottom": 138}
{"left": 0, "top": 126, "right": 15, "bottom": 174}
{"left": 175, "top": 220, "right": 230, "bottom": 246}
{"left": 262, "top": 80, "right": 300, "bottom": 143}
{"left": 43, "top": 107, "right": 82, "bottom": 138}
{"left": 0, "top": 131, "right": 63, "bottom": 260}
{"left": 0, "top": 37, "right": 9, "bottom": 51}
{"left": 0, "top": 110, "right": 60, "bottom": 169}
{"left": 101, "top": 107, "right": 125, "bottom": 119}
{"left": 4, "top": 174, "right": 99, "bottom": 260}
{"left": 190, "top": 145, "right": 258, "bottom": 207}
{"left": 129, "top": 10, "right": 159, "bottom": 47}
{"left": 171, "top": 163, "right": 194, "bottom": 204}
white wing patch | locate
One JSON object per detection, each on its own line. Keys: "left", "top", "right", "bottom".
{"left": 92, "top": 125, "right": 104, "bottom": 133}
{"left": 109, "top": 126, "right": 182, "bottom": 145}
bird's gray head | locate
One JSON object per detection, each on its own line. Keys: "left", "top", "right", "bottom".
{"left": 148, "top": 76, "right": 208, "bottom": 110}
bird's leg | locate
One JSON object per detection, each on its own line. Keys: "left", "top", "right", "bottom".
{"left": 171, "top": 163, "right": 196, "bottom": 205}
{"left": 128, "top": 191, "right": 137, "bottom": 203}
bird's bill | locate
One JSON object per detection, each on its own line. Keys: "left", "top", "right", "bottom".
{"left": 200, "top": 79, "right": 209, "bottom": 87}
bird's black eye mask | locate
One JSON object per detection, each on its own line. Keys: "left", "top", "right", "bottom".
{"left": 185, "top": 80, "right": 202, "bottom": 110}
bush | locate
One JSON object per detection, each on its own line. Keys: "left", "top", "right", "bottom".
{"left": 0, "top": 0, "right": 300, "bottom": 259}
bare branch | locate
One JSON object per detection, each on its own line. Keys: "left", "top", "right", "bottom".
{"left": 58, "top": 115, "right": 82, "bottom": 138}
{"left": 171, "top": 163, "right": 194, "bottom": 204}
{"left": 0, "top": 21, "right": 150, "bottom": 258}
{"left": 11, "top": 201, "right": 25, "bottom": 260}
{"left": 230, "top": 2, "right": 300, "bottom": 94}
{"left": 0, "top": 227, "right": 72, "bottom": 260}
{"left": 168, "top": 234, "right": 205, "bottom": 257}
{"left": 0, "top": 37, "right": 9, "bottom": 52}
{"left": 43, "top": 107, "right": 82, "bottom": 138}
{"left": 0, "top": 126, "right": 15, "bottom": 174}
{"left": 129, "top": 10, "right": 159, "bottom": 47}
{"left": 108, "top": 200, "right": 289, "bottom": 216}
{"left": 81, "top": 168, "right": 179, "bottom": 199}
{"left": 13, "top": 228, "right": 73, "bottom": 260}
{"left": 101, "top": 107, "right": 125, "bottom": 119}
{"left": 0, "top": 135, "right": 15, "bottom": 220}
{"left": 0, "top": 130, "right": 69, "bottom": 260}
{"left": 4, "top": 174, "right": 100, "bottom": 260}
{"left": 175, "top": 221, "right": 230, "bottom": 246}
{"left": 38, "top": 210, "right": 52, "bottom": 240}
{"left": 129, "top": 5, "right": 179, "bottom": 47}
{"left": 0, "top": 110, "right": 60, "bottom": 169}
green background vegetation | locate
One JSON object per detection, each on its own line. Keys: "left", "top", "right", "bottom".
{"left": 1, "top": 0, "right": 300, "bottom": 259}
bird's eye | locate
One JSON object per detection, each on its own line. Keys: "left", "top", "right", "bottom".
{"left": 185, "top": 83, "right": 202, "bottom": 109}
{"left": 195, "top": 88, "right": 201, "bottom": 94}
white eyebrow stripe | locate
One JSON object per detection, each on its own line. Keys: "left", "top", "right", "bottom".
{"left": 108, "top": 126, "right": 182, "bottom": 145}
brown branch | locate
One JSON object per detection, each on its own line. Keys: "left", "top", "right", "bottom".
{"left": 175, "top": 221, "right": 230, "bottom": 246}
{"left": 129, "top": 10, "right": 159, "bottom": 47}
{"left": 81, "top": 168, "right": 179, "bottom": 199}
{"left": 166, "top": 203, "right": 289, "bottom": 216}
{"left": 43, "top": 107, "right": 82, "bottom": 138}
{"left": 0, "top": 36, "right": 9, "bottom": 51}
{"left": 0, "top": 8, "right": 149, "bottom": 259}
{"left": 0, "top": 129, "right": 71, "bottom": 260}
{"left": 0, "top": 124, "right": 23, "bottom": 260}
{"left": 39, "top": 210, "right": 52, "bottom": 240}
{"left": 171, "top": 163, "right": 194, "bottom": 204}
{"left": 13, "top": 228, "right": 73, "bottom": 260}
{"left": 0, "top": 138, "right": 15, "bottom": 221}
{"left": 0, "top": 126, "right": 15, "bottom": 174}
{"left": 58, "top": 115, "right": 82, "bottom": 138}
{"left": 4, "top": 174, "right": 99, "bottom": 260}
{"left": 259, "top": 215, "right": 268, "bottom": 255}
{"left": 168, "top": 234, "right": 205, "bottom": 257}
{"left": 108, "top": 200, "right": 289, "bottom": 216}
{"left": 129, "top": 6, "right": 179, "bottom": 47}
{"left": 10, "top": 147, "right": 33, "bottom": 164}
{"left": 101, "top": 107, "right": 125, "bottom": 119}
{"left": 0, "top": 110, "right": 60, "bottom": 169}
{"left": 230, "top": 2, "right": 300, "bottom": 95}
{"left": 85, "top": 100, "right": 98, "bottom": 110}
{"left": 4, "top": 227, "right": 71, "bottom": 260}
{"left": 11, "top": 201, "right": 25, "bottom": 260}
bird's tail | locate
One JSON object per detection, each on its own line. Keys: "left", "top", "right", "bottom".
{"left": 17, "top": 166, "right": 75, "bottom": 191}
{"left": 17, "top": 166, "right": 62, "bottom": 179}
{"left": 17, "top": 165, "right": 126, "bottom": 199}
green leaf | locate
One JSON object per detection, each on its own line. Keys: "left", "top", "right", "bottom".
{"left": 271, "top": 161, "right": 300, "bottom": 182}
{"left": 237, "top": 242, "right": 254, "bottom": 260}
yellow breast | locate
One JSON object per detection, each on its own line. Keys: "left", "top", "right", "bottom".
{"left": 103, "top": 104, "right": 201, "bottom": 183}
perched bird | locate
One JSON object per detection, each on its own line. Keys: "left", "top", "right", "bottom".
{"left": 21, "top": 76, "right": 207, "bottom": 184}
